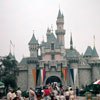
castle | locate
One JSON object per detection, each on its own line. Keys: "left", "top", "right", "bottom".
{"left": 17, "top": 9, "right": 100, "bottom": 90}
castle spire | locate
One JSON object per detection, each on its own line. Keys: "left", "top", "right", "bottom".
{"left": 93, "top": 35, "right": 95, "bottom": 47}
{"left": 56, "top": 9, "right": 65, "bottom": 47}
{"left": 57, "top": 9, "right": 62, "bottom": 18}
{"left": 28, "top": 31, "right": 39, "bottom": 57}
{"left": 28, "top": 31, "right": 38, "bottom": 45}
{"left": 70, "top": 32, "right": 73, "bottom": 50}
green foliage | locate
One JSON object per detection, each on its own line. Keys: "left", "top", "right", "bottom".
{"left": 79, "top": 90, "right": 86, "bottom": 96}
{"left": 0, "top": 56, "right": 18, "bottom": 92}
{"left": 86, "top": 84, "right": 100, "bottom": 94}
{"left": 3, "top": 75, "right": 17, "bottom": 89}
{"left": 79, "top": 83, "right": 100, "bottom": 96}
{"left": 22, "top": 91, "right": 29, "bottom": 98}
{"left": 80, "top": 83, "right": 100, "bottom": 96}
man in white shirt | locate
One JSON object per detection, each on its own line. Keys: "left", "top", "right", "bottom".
{"left": 17, "top": 87, "right": 22, "bottom": 98}
{"left": 29, "top": 87, "right": 37, "bottom": 100}
{"left": 7, "top": 89, "right": 13, "bottom": 100}
{"left": 56, "top": 93, "right": 60, "bottom": 100}
{"left": 64, "top": 88, "right": 70, "bottom": 100}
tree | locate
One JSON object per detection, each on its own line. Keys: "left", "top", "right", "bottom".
{"left": 0, "top": 56, "right": 18, "bottom": 93}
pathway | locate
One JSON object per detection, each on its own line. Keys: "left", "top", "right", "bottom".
{"left": 75, "top": 96, "right": 86, "bottom": 100}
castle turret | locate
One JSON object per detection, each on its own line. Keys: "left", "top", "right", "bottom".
{"left": 55, "top": 9, "right": 65, "bottom": 46}
{"left": 84, "top": 46, "right": 93, "bottom": 58}
{"left": 28, "top": 33, "right": 39, "bottom": 57}
{"left": 92, "top": 46, "right": 99, "bottom": 59}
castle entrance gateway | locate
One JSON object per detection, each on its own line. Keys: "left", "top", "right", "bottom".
{"left": 46, "top": 76, "right": 61, "bottom": 85}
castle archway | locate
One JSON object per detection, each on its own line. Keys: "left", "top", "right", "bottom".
{"left": 46, "top": 76, "right": 61, "bottom": 85}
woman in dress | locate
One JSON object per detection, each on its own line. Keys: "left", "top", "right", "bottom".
{"left": 69, "top": 88, "right": 75, "bottom": 100}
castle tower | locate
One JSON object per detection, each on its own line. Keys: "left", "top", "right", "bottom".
{"left": 55, "top": 9, "right": 66, "bottom": 46}
{"left": 28, "top": 33, "right": 39, "bottom": 57}
{"left": 92, "top": 46, "right": 99, "bottom": 59}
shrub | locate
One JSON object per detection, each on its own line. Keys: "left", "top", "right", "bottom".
{"left": 22, "top": 91, "right": 29, "bottom": 98}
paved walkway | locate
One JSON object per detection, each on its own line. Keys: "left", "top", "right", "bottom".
{"left": 75, "top": 96, "right": 85, "bottom": 100}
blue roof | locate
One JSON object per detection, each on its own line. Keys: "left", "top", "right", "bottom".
{"left": 41, "top": 41, "right": 47, "bottom": 47}
{"left": 46, "top": 33, "right": 60, "bottom": 48}
{"left": 92, "top": 46, "right": 99, "bottom": 57}
{"left": 84, "top": 46, "right": 93, "bottom": 57}
{"left": 57, "top": 9, "right": 62, "bottom": 18}
{"left": 29, "top": 34, "right": 38, "bottom": 45}
{"left": 19, "top": 58, "right": 27, "bottom": 65}
{"left": 40, "top": 32, "right": 60, "bottom": 48}
{"left": 66, "top": 49, "right": 80, "bottom": 57}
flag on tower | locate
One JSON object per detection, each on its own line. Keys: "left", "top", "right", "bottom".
{"left": 70, "top": 69, "right": 74, "bottom": 84}
{"left": 32, "top": 69, "right": 36, "bottom": 86}
{"left": 61, "top": 69, "right": 67, "bottom": 81}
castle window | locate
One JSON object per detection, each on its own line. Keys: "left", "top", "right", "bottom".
{"left": 51, "top": 43, "right": 54, "bottom": 50}
{"left": 51, "top": 54, "right": 55, "bottom": 60}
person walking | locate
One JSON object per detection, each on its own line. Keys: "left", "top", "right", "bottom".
{"left": 7, "top": 89, "right": 13, "bottom": 100}
{"left": 59, "top": 92, "right": 65, "bottom": 100}
{"left": 75, "top": 87, "right": 79, "bottom": 99}
{"left": 69, "top": 88, "right": 75, "bottom": 100}
{"left": 64, "top": 88, "right": 69, "bottom": 100}
{"left": 29, "top": 88, "right": 37, "bottom": 100}
{"left": 17, "top": 87, "right": 22, "bottom": 99}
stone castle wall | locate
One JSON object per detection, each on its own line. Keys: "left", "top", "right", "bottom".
{"left": 17, "top": 69, "right": 28, "bottom": 90}
{"left": 79, "top": 69, "right": 91, "bottom": 87}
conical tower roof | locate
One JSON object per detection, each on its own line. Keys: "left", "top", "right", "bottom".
{"left": 28, "top": 34, "right": 38, "bottom": 45}
{"left": 57, "top": 9, "right": 62, "bottom": 18}
{"left": 92, "top": 46, "right": 99, "bottom": 57}
{"left": 8, "top": 52, "right": 16, "bottom": 60}
{"left": 84, "top": 46, "right": 93, "bottom": 57}
{"left": 8, "top": 52, "right": 13, "bottom": 58}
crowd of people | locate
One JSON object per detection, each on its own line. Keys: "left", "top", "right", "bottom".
{"left": 7, "top": 87, "right": 24, "bottom": 100}
{"left": 6, "top": 83, "right": 79, "bottom": 100}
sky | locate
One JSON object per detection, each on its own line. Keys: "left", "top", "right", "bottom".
{"left": 0, "top": 0, "right": 100, "bottom": 62}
